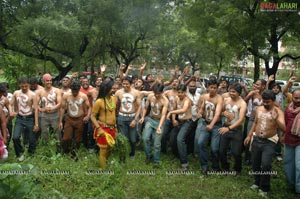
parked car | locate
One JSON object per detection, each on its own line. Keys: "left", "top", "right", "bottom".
{"left": 275, "top": 80, "right": 287, "bottom": 88}
{"left": 199, "top": 77, "right": 209, "bottom": 88}
{"left": 291, "top": 82, "right": 300, "bottom": 91}
{"left": 219, "top": 75, "right": 249, "bottom": 86}
{"left": 245, "top": 78, "right": 254, "bottom": 86}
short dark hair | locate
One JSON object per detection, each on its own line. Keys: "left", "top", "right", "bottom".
{"left": 207, "top": 79, "right": 218, "bottom": 87}
{"left": 29, "top": 77, "right": 39, "bottom": 85}
{"left": 0, "top": 84, "right": 6, "bottom": 93}
{"left": 220, "top": 79, "right": 229, "bottom": 85}
{"left": 177, "top": 84, "right": 187, "bottom": 92}
{"left": 146, "top": 74, "right": 152, "bottom": 81}
{"left": 0, "top": 82, "right": 9, "bottom": 90}
{"left": 271, "top": 83, "right": 281, "bottom": 90}
{"left": 229, "top": 82, "right": 242, "bottom": 95}
{"left": 258, "top": 79, "right": 267, "bottom": 86}
{"left": 132, "top": 75, "right": 138, "bottom": 80}
{"left": 123, "top": 76, "right": 132, "bottom": 84}
{"left": 18, "top": 77, "right": 29, "bottom": 84}
{"left": 262, "top": 90, "right": 275, "bottom": 101}
{"left": 153, "top": 84, "right": 164, "bottom": 93}
{"left": 78, "top": 74, "right": 87, "bottom": 79}
{"left": 104, "top": 76, "right": 114, "bottom": 82}
{"left": 70, "top": 81, "right": 81, "bottom": 91}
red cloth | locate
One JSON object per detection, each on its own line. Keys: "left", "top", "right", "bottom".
{"left": 93, "top": 124, "right": 117, "bottom": 147}
{"left": 0, "top": 136, "right": 8, "bottom": 160}
{"left": 80, "top": 87, "right": 94, "bottom": 107}
{"left": 284, "top": 103, "right": 300, "bottom": 146}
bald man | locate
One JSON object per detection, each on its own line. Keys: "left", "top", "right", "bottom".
{"left": 36, "top": 74, "right": 62, "bottom": 146}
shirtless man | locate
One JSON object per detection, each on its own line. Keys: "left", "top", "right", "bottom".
{"left": 29, "top": 77, "right": 44, "bottom": 92}
{"left": 61, "top": 76, "right": 72, "bottom": 95}
{"left": 87, "top": 76, "right": 102, "bottom": 105}
{"left": 36, "top": 73, "right": 62, "bottom": 143}
{"left": 59, "top": 81, "right": 90, "bottom": 157}
{"left": 59, "top": 75, "right": 72, "bottom": 141}
{"left": 11, "top": 77, "right": 39, "bottom": 161}
{"left": 218, "top": 79, "right": 229, "bottom": 95}
{"left": 115, "top": 76, "right": 141, "bottom": 159}
{"left": 80, "top": 76, "right": 95, "bottom": 151}
{"left": 244, "top": 90, "right": 285, "bottom": 197}
{"left": 244, "top": 79, "right": 266, "bottom": 163}
{"left": 244, "top": 79, "right": 266, "bottom": 126}
{"left": 197, "top": 79, "right": 223, "bottom": 174}
{"left": 219, "top": 83, "right": 247, "bottom": 175}
{"left": 167, "top": 84, "right": 193, "bottom": 170}
{"left": 134, "top": 77, "right": 149, "bottom": 143}
{"left": 161, "top": 78, "right": 179, "bottom": 153}
{"left": 139, "top": 84, "right": 168, "bottom": 165}
{"left": 186, "top": 77, "right": 201, "bottom": 155}
{"left": 90, "top": 79, "right": 117, "bottom": 170}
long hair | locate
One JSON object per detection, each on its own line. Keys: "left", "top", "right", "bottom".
{"left": 97, "top": 79, "right": 114, "bottom": 99}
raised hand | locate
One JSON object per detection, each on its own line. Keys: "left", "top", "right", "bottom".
{"left": 128, "top": 64, "right": 134, "bottom": 70}
{"left": 100, "top": 64, "right": 106, "bottom": 72}
{"left": 140, "top": 61, "right": 147, "bottom": 71}
{"left": 72, "top": 72, "right": 78, "bottom": 78}
{"left": 120, "top": 63, "right": 126, "bottom": 71}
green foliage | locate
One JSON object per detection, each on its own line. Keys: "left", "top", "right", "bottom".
{"left": 112, "top": 132, "right": 130, "bottom": 161}
{"left": 1, "top": 0, "right": 300, "bottom": 80}
{"left": 0, "top": 163, "right": 35, "bottom": 199}
{"left": 183, "top": 0, "right": 300, "bottom": 78}
{"left": 1, "top": 138, "right": 295, "bottom": 199}
{"left": 0, "top": 52, "right": 42, "bottom": 90}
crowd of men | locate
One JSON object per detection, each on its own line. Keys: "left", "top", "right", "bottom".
{"left": 0, "top": 63, "right": 299, "bottom": 198}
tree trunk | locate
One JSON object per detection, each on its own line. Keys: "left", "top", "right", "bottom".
{"left": 253, "top": 56, "right": 260, "bottom": 82}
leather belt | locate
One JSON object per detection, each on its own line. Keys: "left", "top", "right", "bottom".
{"left": 17, "top": 114, "right": 34, "bottom": 119}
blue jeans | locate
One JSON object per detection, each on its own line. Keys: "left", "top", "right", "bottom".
{"left": 175, "top": 119, "right": 192, "bottom": 165}
{"left": 197, "top": 120, "right": 221, "bottom": 170}
{"left": 117, "top": 115, "right": 137, "bottom": 157}
{"left": 194, "top": 118, "right": 203, "bottom": 155}
{"left": 161, "top": 119, "right": 175, "bottom": 153}
{"left": 284, "top": 144, "right": 300, "bottom": 194}
{"left": 251, "top": 137, "right": 276, "bottom": 192}
{"left": 12, "top": 115, "right": 36, "bottom": 157}
{"left": 136, "top": 115, "right": 146, "bottom": 144}
{"left": 143, "top": 117, "right": 162, "bottom": 163}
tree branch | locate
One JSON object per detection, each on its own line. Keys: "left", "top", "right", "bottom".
{"left": 278, "top": 54, "right": 300, "bottom": 63}
{"left": 30, "top": 37, "right": 75, "bottom": 58}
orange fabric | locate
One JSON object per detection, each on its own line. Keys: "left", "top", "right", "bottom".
{"left": 286, "top": 92, "right": 292, "bottom": 103}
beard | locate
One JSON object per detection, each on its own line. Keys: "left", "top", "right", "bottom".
{"left": 189, "top": 88, "right": 196, "bottom": 94}
{"left": 264, "top": 105, "right": 271, "bottom": 110}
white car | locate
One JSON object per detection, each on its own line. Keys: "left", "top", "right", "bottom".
{"left": 275, "top": 80, "right": 287, "bottom": 88}
{"left": 291, "top": 82, "right": 300, "bottom": 91}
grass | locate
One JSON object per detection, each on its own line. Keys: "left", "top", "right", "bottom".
{"left": 0, "top": 136, "right": 294, "bottom": 199}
